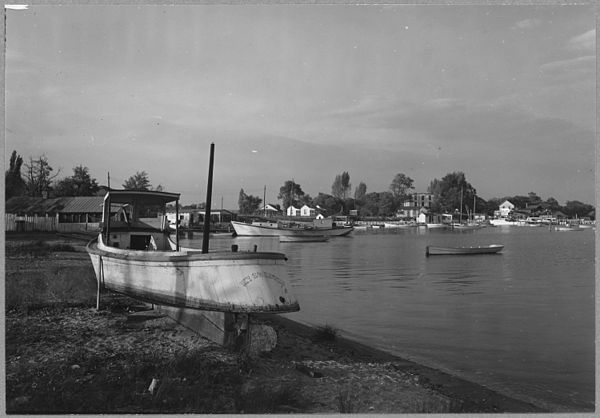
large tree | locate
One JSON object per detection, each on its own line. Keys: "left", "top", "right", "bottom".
{"left": 354, "top": 182, "right": 367, "bottom": 202}
{"left": 278, "top": 180, "right": 305, "bottom": 208}
{"left": 389, "top": 173, "right": 414, "bottom": 202}
{"left": 54, "top": 165, "right": 99, "bottom": 196}
{"left": 123, "top": 171, "right": 151, "bottom": 190}
{"left": 238, "top": 189, "right": 262, "bottom": 214}
{"left": 331, "top": 172, "right": 351, "bottom": 199}
{"left": 5, "top": 150, "right": 26, "bottom": 199}
{"left": 360, "top": 191, "right": 396, "bottom": 217}
{"left": 428, "top": 171, "right": 475, "bottom": 215}
{"left": 313, "top": 192, "right": 343, "bottom": 215}
{"left": 24, "top": 155, "right": 60, "bottom": 197}
{"left": 563, "top": 200, "right": 594, "bottom": 219}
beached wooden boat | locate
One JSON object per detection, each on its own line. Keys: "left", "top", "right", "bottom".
{"left": 280, "top": 235, "right": 329, "bottom": 243}
{"left": 231, "top": 220, "right": 353, "bottom": 237}
{"left": 86, "top": 189, "right": 299, "bottom": 313}
{"left": 426, "top": 244, "right": 504, "bottom": 256}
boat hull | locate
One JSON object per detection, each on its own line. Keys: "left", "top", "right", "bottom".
{"left": 426, "top": 245, "right": 504, "bottom": 256}
{"left": 426, "top": 223, "right": 449, "bottom": 229}
{"left": 553, "top": 226, "right": 583, "bottom": 231}
{"left": 280, "top": 235, "right": 329, "bottom": 243}
{"left": 231, "top": 221, "right": 353, "bottom": 237}
{"left": 87, "top": 238, "right": 299, "bottom": 313}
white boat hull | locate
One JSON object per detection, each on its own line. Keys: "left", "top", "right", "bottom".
{"left": 553, "top": 226, "right": 583, "bottom": 231}
{"left": 426, "top": 244, "right": 504, "bottom": 256}
{"left": 489, "top": 219, "right": 519, "bottom": 226}
{"left": 87, "top": 236, "right": 299, "bottom": 313}
{"left": 231, "top": 221, "right": 353, "bottom": 237}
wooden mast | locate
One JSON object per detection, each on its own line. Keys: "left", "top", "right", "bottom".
{"left": 202, "top": 143, "right": 215, "bottom": 254}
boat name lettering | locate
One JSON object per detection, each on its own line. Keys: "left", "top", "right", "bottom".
{"left": 241, "top": 271, "right": 284, "bottom": 287}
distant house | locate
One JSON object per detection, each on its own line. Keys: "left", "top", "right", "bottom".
{"left": 166, "top": 209, "right": 236, "bottom": 227}
{"left": 286, "top": 206, "right": 301, "bottom": 217}
{"left": 498, "top": 200, "right": 515, "bottom": 218}
{"left": 398, "top": 192, "right": 433, "bottom": 218}
{"left": 300, "top": 205, "right": 317, "bottom": 217}
{"left": 261, "top": 204, "right": 281, "bottom": 217}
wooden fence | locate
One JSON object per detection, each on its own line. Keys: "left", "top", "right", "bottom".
{"left": 5, "top": 214, "right": 99, "bottom": 233}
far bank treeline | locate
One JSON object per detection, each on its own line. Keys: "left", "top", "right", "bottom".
{"left": 5, "top": 150, "right": 594, "bottom": 220}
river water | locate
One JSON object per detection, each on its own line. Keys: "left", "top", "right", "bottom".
{"left": 182, "top": 226, "right": 595, "bottom": 412}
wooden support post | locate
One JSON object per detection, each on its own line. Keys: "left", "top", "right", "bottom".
{"left": 96, "top": 257, "right": 103, "bottom": 311}
{"left": 202, "top": 143, "right": 215, "bottom": 254}
{"left": 175, "top": 198, "right": 180, "bottom": 251}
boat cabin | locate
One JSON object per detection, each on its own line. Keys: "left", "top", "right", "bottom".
{"left": 102, "top": 190, "right": 181, "bottom": 251}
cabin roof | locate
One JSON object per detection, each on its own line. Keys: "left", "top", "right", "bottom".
{"left": 6, "top": 197, "right": 69, "bottom": 214}
{"left": 7, "top": 196, "right": 113, "bottom": 214}
{"left": 105, "top": 189, "right": 180, "bottom": 204}
{"left": 59, "top": 196, "right": 104, "bottom": 213}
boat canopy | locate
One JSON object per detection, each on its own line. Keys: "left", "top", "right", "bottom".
{"left": 103, "top": 189, "right": 180, "bottom": 205}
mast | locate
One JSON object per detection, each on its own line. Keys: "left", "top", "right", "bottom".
{"left": 175, "top": 198, "right": 180, "bottom": 251}
{"left": 459, "top": 187, "right": 463, "bottom": 224}
{"left": 263, "top": 185, "right": 267, "bottom": 217}
{"left": 202, "top": 143, "right": 215, "bottom": 254}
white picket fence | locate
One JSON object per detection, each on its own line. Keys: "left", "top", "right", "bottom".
{"left": 5, "top": 214, "right": 100, "bottom": 233}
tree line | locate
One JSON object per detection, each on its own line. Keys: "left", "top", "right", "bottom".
{"left": 240, "top": 170, "right": 594, "bottom": 220}
{"left": 6, "top": 150, "right": 594, "bottom": 220}
{"left": 5, "top": 151, "right": 162, "bottom": 199}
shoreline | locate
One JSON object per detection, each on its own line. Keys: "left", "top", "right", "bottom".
{"left": 5, "top": 232, "right": 551, "bottom": 413}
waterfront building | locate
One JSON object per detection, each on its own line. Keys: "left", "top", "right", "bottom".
{"left": 300, "top": 205, "right": 317, "bottom": 217}
{"left": 397, "top": 192, "right": 433, "bottom": 218}
{"left": 497, "top": 200, "right": 515, "bottom": 218}
{"left": 286, "top": 205, "right": 301, "bottom": 217}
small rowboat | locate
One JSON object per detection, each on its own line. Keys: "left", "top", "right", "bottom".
{"left": 426, "top": 244, "right": 504, "bottom": 256}
{"left": 280, "top": 235, "right": 328, "bottom": 243}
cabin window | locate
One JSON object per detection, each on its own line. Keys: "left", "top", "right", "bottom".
{"left": 130, "top": 235, "right": 152, "bottom": 250}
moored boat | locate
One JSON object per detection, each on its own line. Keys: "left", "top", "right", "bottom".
{"left": 451, "top": 223, "right": 481, "bottom": 230}
{"left": 280, "top": 235, "right": 329, "bottom": 243}
{"left": 553, "top": 224, "right": 583, "bottom": 231}
{"left": 231, "top": 220, "right": 353, "bottom": 237}
{"left": 426, "top": 223, "right": 449, "bottom": 229}
{"left": 86, "top": 189, "right": 299, "bottom": 313}
{"left": 426, "top": 244, "right": 504, "bottom": 256}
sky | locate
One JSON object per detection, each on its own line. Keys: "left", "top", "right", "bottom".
{"left": 4, "top": 4, "right": 596, "bottom": 208}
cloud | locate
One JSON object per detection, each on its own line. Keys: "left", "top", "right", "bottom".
{"left": 567, "top": 29, "right": 595, "bottom": 52}
{"left": 539, "top": 55, "right": 595, "bottom": 81}
{"left": 513, "top": 18, "right": 542, "bottom": 30}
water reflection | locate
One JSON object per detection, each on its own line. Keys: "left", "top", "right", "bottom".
{"left": 183, "top": 227, "right": 594, "bottom": 411}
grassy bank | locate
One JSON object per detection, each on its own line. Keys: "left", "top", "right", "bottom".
{"left": 5, "top": 232, "right": 547, "bottom": 414}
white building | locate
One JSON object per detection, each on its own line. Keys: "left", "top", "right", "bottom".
{"left": 286, "top": 205, "right": 301, "bottom": 217}
{"left": 300, "top": 205, "right": 317, "bottom": 217}
{"left": 498, "top": 200, "right": 515, "bottom": 218}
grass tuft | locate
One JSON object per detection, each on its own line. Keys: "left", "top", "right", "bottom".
{"left": 337, "top": 388, "right": 359, "bottom": 413}
{"left": 235, "top": 380, "right": 308, "bottom": 413}
{"left": 312, "top": 324, "right": 338, "bottom": 342}
{"left": 7, "top": 240, "right": 77, "bottom": 257}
